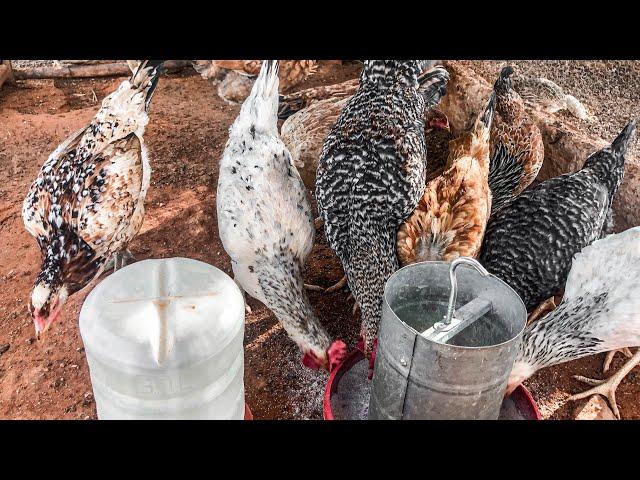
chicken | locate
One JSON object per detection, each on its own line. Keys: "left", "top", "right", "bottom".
{"left": 489, "top": 66, "right": 544, "bottom": 214}
{"left": 215, "top": 60, "right": 318, "bottom": 87}
{"left": 22, "top": 60, "right": 164, "bottom": 337}
{"left": 194, "top": 60, "right": 318, "bottom": 104}
{"left": 278, "top": 79, "right": 359, "bottom": 120}
{"left": 278, "top": 61, "right": 443, "bottom": 120}
{"left": 281, "top": 68, "right": 451, "bottom": 192}
{"left": 480, "top": 121, "right": 636, "bottom": 314}
{"left": 216, "top": 73, "right": 256, "bottom": 104}
{"left": 192, "top": 60, "right": 226, "bottom": 82}
{"left": 422, "top": 110, "right": 453, "bottom": 177}
{"left": 281, "top": 96, "right": 351, "bottom": 191}
{"left": 511, "top": 73, "right": 591, "bottom": 121}
{"left": 397, "top": 92, "right": 496, "bottom": 266}
{"left": 316, "top": 61, "right": 449, "bottom": 359}
{"left": 216, "top": 60, "right": 346, "bottom": 371}
{"left": 126, "top": 60, "right": 141, "bottom": 74}
{"left": 506, "top": 225, "right": 640, "bottom": 418}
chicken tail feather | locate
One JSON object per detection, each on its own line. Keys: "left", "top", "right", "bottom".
{"left": 611, "top": 120, "right": 636, "bottom": 156}
{"left": 479, "top": 91, "right": 497, "bottom": 129}
{"left": 234, "top": 60, "right": 280, "bottom": 135}
{"left": 130, "top": 60, "right": 165, "bottom": 110}
{"left": 418, "top": 66, "right": 450, "bottom": 108}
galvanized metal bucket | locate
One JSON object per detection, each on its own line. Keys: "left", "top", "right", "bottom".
{"left": 368, "top": 258, "right": 526, "bottom": 420}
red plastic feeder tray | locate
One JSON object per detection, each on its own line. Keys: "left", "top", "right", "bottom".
{"left": 324, "top": 349, "right": 541, "bottom": 420}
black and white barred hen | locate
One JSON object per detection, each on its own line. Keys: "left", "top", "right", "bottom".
{"left": 217, "top": 60, "right": 347, "bottom": 371}
{"left": 22, "top": 61, "right": 164, "bottom": 338}
{"left": 480, "top": 121, "right": 636, "bottom": 315}
{"left": 316, "top": 60, "right": 448, "bottom": 361}
{"left": 507, "top": 226, "right": 640, "bottom": 418}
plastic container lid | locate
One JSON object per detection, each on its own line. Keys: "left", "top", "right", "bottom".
{"left": 79, "top": 257, "right": 245, "bottom": 370}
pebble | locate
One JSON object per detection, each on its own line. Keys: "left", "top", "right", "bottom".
{"left": 52, "top": 377, "right": 65, "bottom": 389}
{"left": 574, "top": 395, "right": 617, "bottom": 420}
{"left": 0, "top": 344, "right": 9, "bottom": 355}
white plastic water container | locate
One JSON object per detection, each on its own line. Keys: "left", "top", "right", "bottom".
{"left": 79, "top": 257, "right": 246, "bottom": 419}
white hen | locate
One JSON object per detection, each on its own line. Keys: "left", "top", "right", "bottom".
{"left": 507, "top": 226, "right": 640, "bottom": 418}
{"left": 216, "top": 60, "right": 346, "bottom": 371}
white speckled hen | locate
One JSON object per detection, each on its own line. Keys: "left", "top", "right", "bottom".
{"left": 22, "top": 60, "right": 163, "bottom": 338}
{"left": 507, "top": 226, "right": 640, "bottom": 418}
{"left": 480, "top": 121, "right": 636, "bottom": 313}
{"left": 217, "top": 60, "right": 346, "bottom": 371}
{"left": 316, "top": 60, "right": 449, "bottom": 359}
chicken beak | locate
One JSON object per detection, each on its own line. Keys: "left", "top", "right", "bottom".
{"left": 34, "top": 310, "right": 56, "bottom": 341}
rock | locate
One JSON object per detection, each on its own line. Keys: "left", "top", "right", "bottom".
{"left": 52, "top": 377, "right": 65, "bottom": 389}
{"left": 0, "top": 344, "right": 9, "bottom": 355}
{"left": 574, "top": 395, "right": 617, "bottom": 420}
{"left": 82, "top": 392, "right": 94, "bottom": 406}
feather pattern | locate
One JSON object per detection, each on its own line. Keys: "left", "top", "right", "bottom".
{"left": 22, "top": 61, "right": 162, "bottom": 323}
{"left": 278, "top": 64, "right": 448, "bottom": 120}
{"left": 397, "top": 92, "right": 495, "bottom": 265}
{"left": 511, "top": 74, "right": 591, "bottom": 120}
{"left": 511, "top": 226, "right": 640, "bottom": 382}
{"left": 480, "top": 121, "right": 636, "bottom": 311}
{"left": 489, "top": 66, "right": 544, "bottom": 214}
{"left": 316, "top": 60, "right": 444, "bottom": 354}
{"left": 217, "top": 60, "right": 333, "bottom": 365}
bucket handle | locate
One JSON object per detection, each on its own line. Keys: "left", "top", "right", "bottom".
{"left": 437, "top": 257, "right": 490, "bottom": 331}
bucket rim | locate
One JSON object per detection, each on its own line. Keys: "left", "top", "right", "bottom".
{"left": 383, "top": 260, "right": 527, "bottom": 351}
{"left": 323, "top": 348, "right": 542, "bottom": 420}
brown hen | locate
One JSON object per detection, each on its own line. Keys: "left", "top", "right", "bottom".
{"left": 194, "top": 60, "right": 318, "bottom": 94}
{"left": 278, "top": 78, "right": 359, "bottom": 119}
{"left": 489, "top": 66, "right": 544, "bottom": 214}
{"left": 397, "top": 92, "right": 496, "bottom": 266}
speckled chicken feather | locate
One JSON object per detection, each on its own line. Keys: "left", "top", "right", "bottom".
{"left": 217, "top": 60, "right": 332, "bottom": 363}
{"left": 316, "top": 61, "right": 447, "bottom": 354}
{"left": 480, "top": 121, "right": 636, "bottom": 311}
{"left": 22, "top": 61, "right": 163, "bottom": 321}
{"left": 512, "top": 226, "right": 640, "bottom": 379}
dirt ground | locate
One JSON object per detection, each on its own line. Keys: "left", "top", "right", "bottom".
{"left": 1, "top": 60, "right": 639, "bottom": 420}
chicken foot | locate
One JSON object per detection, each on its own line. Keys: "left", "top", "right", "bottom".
{"left": 570, "top": 349, "right": 640, "bottom": 419}
{"left": 105, "top": 249, "right": 135, "bottom": 272}
{"left": 325, "top": 275, "right": 348, "bottom": 293}
{"left": 603, "top": 347, "right": 634, "bottom": 373}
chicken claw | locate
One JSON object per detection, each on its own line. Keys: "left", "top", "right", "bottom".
{"left": 325, "top": 275, "right": 347, "bottom": 294}
{"left": 304, "top": 283, "right": 325, "bottom": 292}
{"left": 570, "top": 349, "right": 640, "bottom": 419}
{"left": 106, "top": 249, "right": 135, "bottom": 272}
{"left": 603, "top": 347, "right": 634, "bottom": 373}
